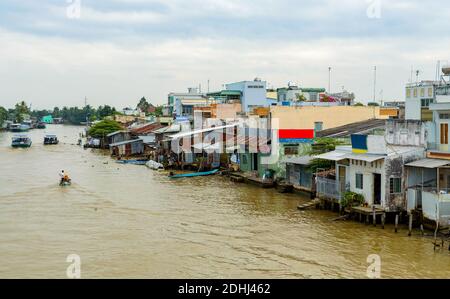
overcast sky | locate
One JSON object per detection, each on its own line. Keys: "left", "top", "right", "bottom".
{"left": 1, "top": 0, "right": 449, "bottom": 109}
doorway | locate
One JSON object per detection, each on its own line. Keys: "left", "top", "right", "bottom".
{"left": 252, "top": 153, "right": 259, "bottom": 171}
{"left": 373, "top": 173, "right": 382, "bottom": 205}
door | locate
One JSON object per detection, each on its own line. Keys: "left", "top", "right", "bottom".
{"left": 373, "top": 173, "right": 382, "bottom": 205}
{"left": 338, "top": 166, "right": 347, "bottom": 193}
{"left": 440, "top": 123, "right": 449, "bottom": 151}
{"left": 252, "top": 153, "right": 259, "bottom": 171}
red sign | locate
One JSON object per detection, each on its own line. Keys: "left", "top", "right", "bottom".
{"left": 279, "top": 129, "right": 314, "bottom": 139}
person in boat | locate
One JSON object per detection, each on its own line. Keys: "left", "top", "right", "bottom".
{"left": 59, "top": 170, "right": 71, "bottom": 185}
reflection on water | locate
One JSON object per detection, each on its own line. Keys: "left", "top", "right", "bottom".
{"left": 0, "top": 125, "right": 450, "bottom": 278}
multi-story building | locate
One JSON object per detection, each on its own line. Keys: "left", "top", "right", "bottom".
{"left": 168, "top": 88, "right": 209, "bottom": 120}
{"left": 405, "top": 80, "right": 440, "bottom": 121}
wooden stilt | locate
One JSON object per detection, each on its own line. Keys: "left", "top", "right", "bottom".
{"left": 420, "top": 224, "right": 424, "bottom": 236}
{"left": 381, "top": 213, "right": 385, "bottom": 229}
{"left": 359, "top": 213, "right": 362, "bottom": 222}
{"left": 408, "top": 213, "right": 413, "bottom": 237}
{"left": 395, "top": 214, "right": 399, "bottom": 233}
{"left": 373, "top": 207, "right": 377, "bottom": 227}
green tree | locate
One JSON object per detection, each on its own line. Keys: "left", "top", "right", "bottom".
{"left": 88, "top": 120, "right": 123, "bottom": 138}
{"left": 367, "top": 102, "right": 380, "bottom": 107}
{"left": 353, "top": 102, "right": 365, "bottom": 107}
{"left": 14, "top": 101, "right": 30, "bottom": 122}
{"left": 136, "top": 97, "right": 150, "bottom": 113}
{"left": 0, "top": 106, "right": 8, "bottom": 127}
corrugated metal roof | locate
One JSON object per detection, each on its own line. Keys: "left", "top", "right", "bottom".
{"left": 281, "top": 156, "right": 315, "bottom": 165}
{"left": 110, "top": 139, "right": 143, "bottom": 147}
{"left": 405, "top": 159, "right": 450, "bottom": 169}
{"left": 315, "top": 151, "right": 349, "bottom": 161}
{"left": 345, "top": 153, "right": 385, "bottom": 163}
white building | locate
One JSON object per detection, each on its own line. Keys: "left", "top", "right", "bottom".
{"left": 405, "top": 80, "right": 439, "bottom": 121}
{"left": 226, "top": 78, "right": 268, "bottom": 113}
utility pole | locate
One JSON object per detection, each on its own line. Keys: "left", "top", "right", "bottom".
{"left": 328, "top": 67, "right": 332, "bottom": 94}
{"left": 373, "top": 66, "right": 377, "bottom": 103}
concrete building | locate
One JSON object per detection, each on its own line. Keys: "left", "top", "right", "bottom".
{"left": 405, "top": 81, "right": 440, "bottom": 121}
{"left": 270, "top": 106, "right": 387, "bottom": 132}
{"left": 225, "top": 78, "right": 269, "bottom": 113}
{"left": 315, "top": 123, "right": 426, "bottom": 212}
{"left": 168, "top": 88, "right": 209, "bottom": 119}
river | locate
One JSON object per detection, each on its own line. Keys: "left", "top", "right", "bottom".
{"left": 0, "top": 125, "right": 449, "bottom": 278}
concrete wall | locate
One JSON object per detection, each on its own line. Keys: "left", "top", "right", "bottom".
{"left": 270, "top": 106, "right": 387, "bottom": 130}
{"left": 348, "top": 159, "right": 385, "bottom": 206}
{"left": 405, "top": 98, "right": 421, "bottom": 120}
{"left": 213, "top": 103, "right": 242, "bottom": 119}
{"left": 385, "top": 120, "right": 427, "bottom": 147}
{"left": 384, "top": 149, "right": 426, "bottom": 212}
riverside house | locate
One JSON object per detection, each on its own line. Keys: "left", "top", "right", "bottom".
{"left": 314, "top": 121, "right": 427, "bottom": 212}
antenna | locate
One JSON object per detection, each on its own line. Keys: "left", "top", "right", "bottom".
{"left": 416, "top": 70, "right": 420, "bottom": 83}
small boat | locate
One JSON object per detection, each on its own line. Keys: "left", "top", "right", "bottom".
{"left": 145, "top": 160, "right": 164, "bottom": 170}
{"left": 36, "top": 122, "right": 47, "bottom": 129}
{"left": 9, "top": 123, "right": 30, "bottom": 132}
{"left": 276, "top": 181, "right": 294, "bottom": 193}
{"left": 116, "top": 159, "right": 148, "bottom": 165}
{"left": 60, "top": 179, "right": 72, "bottom": 186}
{"left": 169, "top": 169, "right": 219, "bottom": 179}
{"left": 11, "top": 135, "right": 32, "bottom": 148}
{"left": 44, "top": 134, "right": 59, "bottom": 145}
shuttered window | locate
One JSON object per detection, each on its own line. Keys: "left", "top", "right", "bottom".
{"left": 390, "top": 178, "right": 401, "bottom": 194}
{"left": 441, "top": 123, "right": 449, "bottom": 145}
{"left": 356, "top": 173, "right": 363, "bottom": 190}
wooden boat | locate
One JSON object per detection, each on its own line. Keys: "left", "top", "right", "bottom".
{"left": 36, "top": 122, "right": 46, "bottom": 129}
{"left": 9, "top": 124, "right": 30, "bottom": 132}
{"left": 116, "top": 159, "right": 148, "bottom": 165}
{"left": 169, "top": 169, "right": 219, "bottom": 179}
{"left": 276, "top": 181, "right": 294, "bottom": 193}
{"left": 60, "top": 179, "right": 72, "bottom": 186}
{"left": 11, "top": 135, "right": 32, "bottom": 148}
{"left": 44, "top": 134, "right": 59, "bottom": 145}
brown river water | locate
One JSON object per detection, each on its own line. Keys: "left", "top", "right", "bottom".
{"left": 0, "top": 125, "right": 449, "bottom": 278}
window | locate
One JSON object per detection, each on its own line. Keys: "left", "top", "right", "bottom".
{"left": 428, "top": 88, "right": 433, "bottom": 97}
{"left": 406, "top": 89, "right": 411, "bottom": 98}
{"left": 413, "top": 88, "right": 418, "bottom": 97}
{"left": 390, "top": 178, "right": 401, "bottom": 194}
{"left": 314, "top": 122, "right": 323, "bottom": 132}
{"left": 284, "top": 145, "right": 299, "bottom": 155}
{"left": 441, "top": 123, "right": 449, "bottom": 145}
{"left": 420, "top": 88, "right": 425, "bottom": 97}
{"left": 440, "top": 114, "right": 450, "bottom": 120}
{"left": 356, "top": 174, "right": 364, "bottom": 189}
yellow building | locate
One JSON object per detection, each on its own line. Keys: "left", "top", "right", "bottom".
{"left": 270, "top": 106, "right": 388, "bottom": 130}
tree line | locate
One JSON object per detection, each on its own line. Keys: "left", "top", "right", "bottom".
{"left": 1, "top": 97, "right": 163, "bottom": 127}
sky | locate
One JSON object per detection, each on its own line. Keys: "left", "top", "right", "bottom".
{"left": 0, "top": 0, "right": 450, "bottom": 110}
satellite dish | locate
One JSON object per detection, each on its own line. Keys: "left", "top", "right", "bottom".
{"left": 442, "top": 66, "right": 450, "bottom": 76}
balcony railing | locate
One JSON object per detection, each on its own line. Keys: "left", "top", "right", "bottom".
{"left": 316, "top": 177, "right": 342, "bottom": 200}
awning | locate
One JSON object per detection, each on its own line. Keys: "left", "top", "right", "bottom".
{"left": 281, "top": 156, "right": 315, "bottom": 165}
{"left": 345, "top": 153, "right": 385, "bottom": 163}
{"left": 405, "top": 159, "right": 450, "bottom": 169}
{"left": 315, "top": 151, "right": 349, "bottom": 161}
